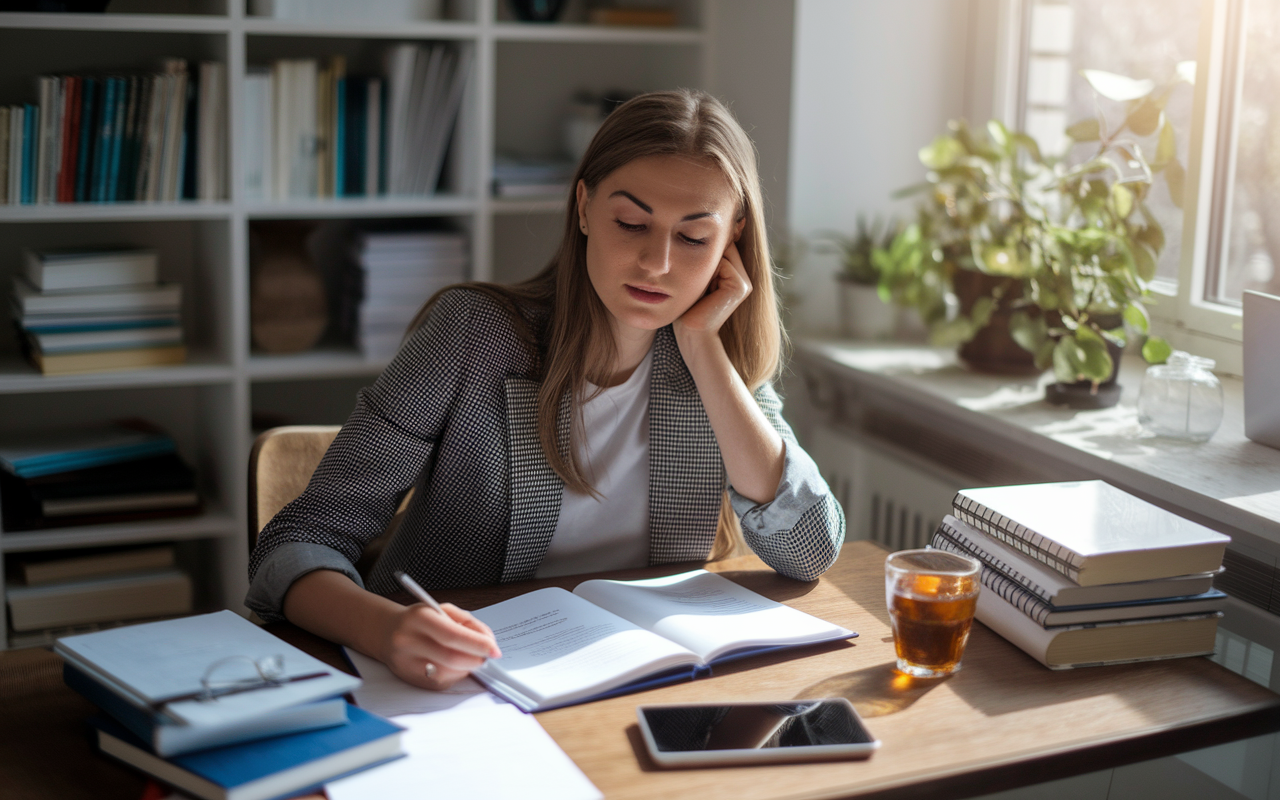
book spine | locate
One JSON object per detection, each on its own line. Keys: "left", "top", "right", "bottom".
{"left": 23, "top": 102, "right": 37, "bottom": 204}
{"left": 0, "top": 107, "right": 8, "bottom": 204}
{"left": 58, "top": 75, "right": 78, "bottom": 203}
{"left": 931, "top": 530, "right": 1052, "bottom": 626}
{"left": 63, "top": 662, "right": 160, "bottom": 746}
{"left": 952, "top": 493, "right": 1084, "bottom": 580}
{"left": 108, "top": 77, "right": 128, "bottom": 202}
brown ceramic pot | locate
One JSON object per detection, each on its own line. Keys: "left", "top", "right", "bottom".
{"left": 951, "top": 268, "right": 1042, "bottom": 375}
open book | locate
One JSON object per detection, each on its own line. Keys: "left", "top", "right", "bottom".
{"left": 470, "top": 570, "right": 855, "bottom": 712}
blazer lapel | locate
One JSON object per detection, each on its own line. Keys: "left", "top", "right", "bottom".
{"left": 501, "top": 377, "right": 568, "bottom": 582}
{"left": 648, "top": 327, "right": 724, "bottom": 563}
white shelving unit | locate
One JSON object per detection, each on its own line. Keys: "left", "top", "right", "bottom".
{"left": 0, "top": 0, "right": 708, "bottom": 647}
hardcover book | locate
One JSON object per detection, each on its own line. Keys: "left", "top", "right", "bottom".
{"left": 953, "top": 481, "right": 1230, "bottom": 585}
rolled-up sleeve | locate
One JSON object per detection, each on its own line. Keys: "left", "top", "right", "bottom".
{"left": 728, "top": 382, "right": 844, "bottom": 581}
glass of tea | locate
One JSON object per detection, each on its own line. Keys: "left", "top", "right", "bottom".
{"left": 885, "top": 549, "right": 981, "bottom": 678}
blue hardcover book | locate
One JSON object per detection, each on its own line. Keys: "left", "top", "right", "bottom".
{"left": 65, "top": 663, "right": 350, "bottom": 757}
{"left": 92, "top": 77, "right": 116, "bottom": 203}
{"left": 343, "top": 78, "right": 366, "bottom": 197}
{"left": 181, "top": 68, "right": 198, "bottom": 200}
{"left": 92, "top": 704, "right": 404, "bottom": 800}
{"left": 22, "top": 103, "right": 37, "bottom": 204}
{"left": 107, "top": 76, "right": 128, "bottom": 202}
{"left": 334, "top": 76, "right": 345, "bottom": 197}
{"left": 0, "top": 423, "right": 176, "bottom": 478}
{"left": 75, "top": 77, "right": 97, "bottom": 202}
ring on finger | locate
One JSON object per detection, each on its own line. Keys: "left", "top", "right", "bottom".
{"left": 425, "top": 661, "right": 437, "bottom": 680}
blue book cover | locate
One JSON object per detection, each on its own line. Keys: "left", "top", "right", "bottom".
{"left": 92, "top": 77, "right": 116, "bottom": 203}
{"left": 75, "top": 77, "right": 97, "bottom": 202}
{"left": 343, "top": 78, "right": 366, "bottom": 197}
{"left": 22, "top": 103, "right": 37, "bottom": 204}
{"left": 93, "top": 704, "right": 404, "bottom": 800}
{"left": 107, "top": 76, "right": 127, "bottom": 202}
{"left": 181, "top": 69, "right": 198, "bottom": 200}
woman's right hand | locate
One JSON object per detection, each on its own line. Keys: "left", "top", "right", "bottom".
{"left": 380, "top": 601, "right": 503, "bottom": 690}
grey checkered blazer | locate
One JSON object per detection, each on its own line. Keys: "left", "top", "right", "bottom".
{"left": 246, "top": 289, "right": 844, "bottom": 623}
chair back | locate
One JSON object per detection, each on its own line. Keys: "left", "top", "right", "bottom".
{"left": 247, "top": 425, "right": 340, "bottom": 554}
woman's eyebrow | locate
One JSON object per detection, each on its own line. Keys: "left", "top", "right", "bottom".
{"left": 610, "top": 190, "right": 720, "bottom": 222}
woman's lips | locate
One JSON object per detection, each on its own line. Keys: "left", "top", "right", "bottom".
{"left": 625, "top": 285, "right": 669, "bottom": 304}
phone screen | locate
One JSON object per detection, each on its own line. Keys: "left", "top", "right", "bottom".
{"left": 639, "top": 700, "right": 875, "bottom": 753}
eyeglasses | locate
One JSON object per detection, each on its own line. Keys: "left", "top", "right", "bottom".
{"left": 148, "top": 655, "right": 330, "bottom": 710}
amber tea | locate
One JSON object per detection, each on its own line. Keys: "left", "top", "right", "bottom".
{"left": 885, "top": 550, "right": 981, "bottom": 678}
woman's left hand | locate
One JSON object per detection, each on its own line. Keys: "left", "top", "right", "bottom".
{"left": 673, "top": 241, "right": 752, "bottom": 344}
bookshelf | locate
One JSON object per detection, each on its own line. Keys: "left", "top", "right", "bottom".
{"left": 0, "top": 0, "right": 710, "bottom": 647}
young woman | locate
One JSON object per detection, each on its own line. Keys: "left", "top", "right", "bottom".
{"left": 247, "top": 90, "right": 845, "bottom": 691}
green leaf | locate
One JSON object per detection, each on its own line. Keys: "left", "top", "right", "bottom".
{"left": 1153, "top": 118, "right": 1177, "bottom": 169}
{"left": 1034, "top": 339, "right": 1056, "bottom": 370}
{"left": 1009, "top": 310, "right": 1047, "bottom": 354}
{"left": 929, "top": 318, "right": 978, "bottom": 348}
{"left": 919, "top": 136, "right": 966, "bottom": 170}
{"left": 1165, "top": 158, "right": 1186, "bottom": 209}
{"left": 1126, "top": 100, "right": 1161, "bottom": 137}
{"left": 987, "top": 119, "right": 1011, "bottom": 149}
{"left": 1142, "top": 336, "right": 1173, "bottom": 364}
{"left": 1075, "top": 324, "right": 1105, "bottom": 345}
{"left": 1065, "top": 117, "right": 1101, "bottom": 142}
{"left": 1103, "top": 326, "right": 1128, "bottom": 347}
{"left": 1082, "top": 69, "right": 1155, "bottom": 101}
{"left": 1132, "top": 243, "right": 1157, "bottom": 282}
{"left": 969, "top": 296, "right": 997, "bottom": 330}
{"left": 1011, "top": 133, "right": 1043, "bottom": 163}
{"left": 1111, "top": 183, "right": 1134, "bottom": 219}
{"left": 1053, "top": 337, "right": 1085, "bottom": 383}
{"left": 1177, "top": 60, "right": 1196, "bottom": 85}
{"left": 1078, "top": 337, "right": 1114, "bottom": 383}
{"left": 1123, "top": 302, "right": 1150, "bottom": 334}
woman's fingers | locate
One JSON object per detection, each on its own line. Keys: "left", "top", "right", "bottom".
{"left": 417, "top": 604, "right": 500, "bottom": 658}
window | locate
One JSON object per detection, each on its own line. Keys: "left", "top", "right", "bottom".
{"left": 1012, "top": 0, "right": 1269, "bottom": 372}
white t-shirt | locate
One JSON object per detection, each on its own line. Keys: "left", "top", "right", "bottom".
{"left": 535, "top": 348, "right": 653, "bottom": 579}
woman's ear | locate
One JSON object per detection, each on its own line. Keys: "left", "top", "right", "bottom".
{"left": 575, "top": 180, "right": 589, "bottom": 236}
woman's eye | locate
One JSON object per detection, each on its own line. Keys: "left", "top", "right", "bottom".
{"left": 680, "top": 234, "right": 708, "bottom": 246}
{"left": 615, "top": 219, "right": 645, "bottom": 232}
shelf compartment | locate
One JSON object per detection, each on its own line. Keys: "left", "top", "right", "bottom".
{"left": 244, "top": 195, "right": 478, "bottom": 219}
{"left": 248, "top": 348, "right": 390, "bottom": 380}
{"left": 0, "top": 508, "right": 237, "bottom": 552}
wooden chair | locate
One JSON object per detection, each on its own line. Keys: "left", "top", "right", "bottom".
{"left": 248, "top": 425, "right": 403, "bottom": 580}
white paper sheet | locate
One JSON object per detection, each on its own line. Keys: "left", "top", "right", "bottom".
{"left": 325, "top": 703, "right": 602, "bottom": 800}
{"left": 343, "top": 646, "right": 506, "bottom": 717}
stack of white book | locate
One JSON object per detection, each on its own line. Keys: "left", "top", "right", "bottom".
{"left": 13, "top": 246, "right": 184, "bottom": 375}
{"left": 931, "top": 480, "right": 1232, "bottom": 669}
{"left": 354, "top": 230, "right": 467, "bottom": 359}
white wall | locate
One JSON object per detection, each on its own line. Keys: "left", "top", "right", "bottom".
{"left": 786, "top": 0, "right": 976, "bottom": 334}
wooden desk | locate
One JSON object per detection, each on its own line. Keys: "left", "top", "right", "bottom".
{"left": 3, "top": 541, "right": 1279, "bottom": 800}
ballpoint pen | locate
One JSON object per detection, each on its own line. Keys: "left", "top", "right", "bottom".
{"left": 394, "top": 570, "right": 445, "bottom": 614}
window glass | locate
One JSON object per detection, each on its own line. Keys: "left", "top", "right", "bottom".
{"left": 1213, "top": 0, "right": 1280, "bottom": 304}
{"left": 1023, "top": 0, "right": 1200, "bottom": 284}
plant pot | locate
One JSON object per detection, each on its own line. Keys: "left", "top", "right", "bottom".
{"left": 1044, "top": 317, "right": 1125, "bottom": 409}
{"left": 951, "top": 269, "right": 1041, "bottom": 375}
{"left": 837, "top": 278, "right": 897, "bottom": 340}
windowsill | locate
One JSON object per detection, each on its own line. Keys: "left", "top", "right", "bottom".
{"left": 794, "top": 337, "right": 1280, "bottom": 558}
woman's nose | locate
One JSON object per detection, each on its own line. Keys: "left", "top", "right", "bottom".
{"left": 639, "top": 235, "right": 672, "bottom": 275}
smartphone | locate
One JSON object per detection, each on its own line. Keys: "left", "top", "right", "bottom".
{"left": 636, "top": 699, "right": 880, "bottom": 768}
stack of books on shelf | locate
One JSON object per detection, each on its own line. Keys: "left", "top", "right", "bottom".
{"left": 354, "top": 229, "right": 467, "bottom": 359}
{"left": 5, "top": 545, "right": 192, "bottom": 645}
{"left": 243, "top": 42, "right": 469, "bottom": 201}
{"left": 0, "top": 421, "right": 199, "bottom": 532}
{"left": 931, "top": 480, "right": 1232, "bottom": 670}
{"left": 13, "top": 246, "right": 185, "bottom": 375}
{"left": 0, "top": 60, "right": 226, "bottom": 206}
{"left": 56, "top": 611, "right": 403, "bottom": 800}
{"left": 491, "top": 154, "right": 576, "bottom": 198}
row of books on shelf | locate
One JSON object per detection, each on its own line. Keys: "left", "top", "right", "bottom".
{"left": 243, "top": 43, "right": 470, "bottom": 201}
{"left": 12, "top": 246, "right": 185, "bottom": 375}
{"left": 0, "top": 60, "right": 226, "bottom": 206}
{"left": 55, "top": 611, "right": 404, "bottom": 800}
{"left": 937, "top": 480, "right": 1231, "bottom": 669}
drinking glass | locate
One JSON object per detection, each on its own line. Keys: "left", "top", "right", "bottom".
{"left": 885, "top": 549, "right": 981, "bottom": 678}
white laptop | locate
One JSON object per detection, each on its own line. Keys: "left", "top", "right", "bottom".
{"left": 1244, "top": 290, "right": 1280, "bottom": 450}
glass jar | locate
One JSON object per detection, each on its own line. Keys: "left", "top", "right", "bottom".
{"left": 1137, "top": 351, "right": 1224, "bottom": 441}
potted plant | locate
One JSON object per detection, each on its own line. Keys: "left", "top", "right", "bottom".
{"left": 816, "top": 217, "right": 900, "bottom": 340}
{"left": 874, "top": 69, "right": 1181, "bottom": 403}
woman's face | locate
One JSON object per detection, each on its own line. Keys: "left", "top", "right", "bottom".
{"left": 577, "top": 154, "right": 742, "bottom": 338}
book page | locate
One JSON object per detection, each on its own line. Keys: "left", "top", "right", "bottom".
{"left": 471, "top": 587, "right": 698, "bottom": 707}
{"left": 573, "top": 570, "right": 852, "bottom": 663}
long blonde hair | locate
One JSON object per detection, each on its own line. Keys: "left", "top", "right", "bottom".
{"left": 413, "top": 89, "right": 784, "bottom": 559}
